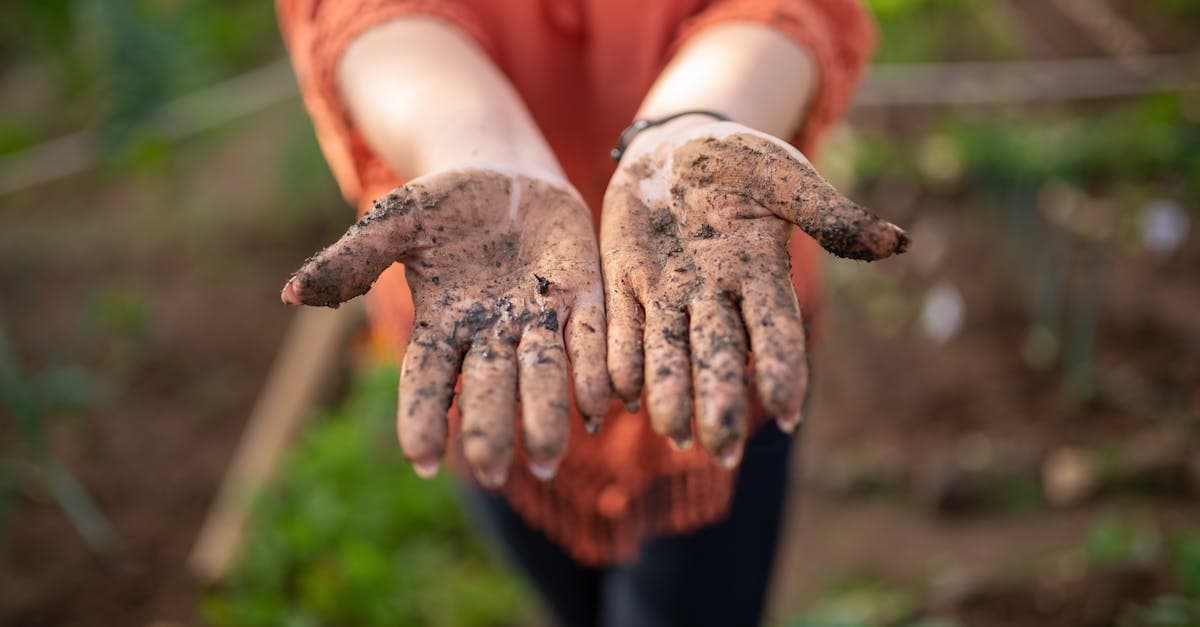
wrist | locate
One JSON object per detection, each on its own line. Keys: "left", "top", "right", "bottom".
{"left": 618, "top": 113, "right": 728, "bottom": 166}
{"left": 338, "top": 18, "right": 565, "bottom": 184}
{"left": 416, "top": 115, "right": 564, "bottom": 183}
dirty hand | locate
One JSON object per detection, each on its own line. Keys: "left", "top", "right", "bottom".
{"left": 282, "top": 168, "right": 610, "bottom": 486}
{"left": 601, "top": 120, "right": 908, "bottom": 466}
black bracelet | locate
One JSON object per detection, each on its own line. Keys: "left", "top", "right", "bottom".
{"left": 610, "top": 110, "right": 732, "bottom": 162}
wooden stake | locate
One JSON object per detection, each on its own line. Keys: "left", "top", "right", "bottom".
{"left": 188, "top": 301, "right": 365, "bottom": 585}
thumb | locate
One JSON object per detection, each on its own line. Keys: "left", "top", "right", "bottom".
{"left": 676, "top": 133, "right": 908, "bottom": 261}
{"left": 282, "top": 186, "right": 420, "bottom": 307}
{"left": 771, "top": 156, "right": 909, "bottom": 261}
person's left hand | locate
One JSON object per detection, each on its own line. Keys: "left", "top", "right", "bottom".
{"left": 600, "top": 120, "right": 908, "bottom": 466}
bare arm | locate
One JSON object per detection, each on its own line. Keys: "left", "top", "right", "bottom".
{"left": 336, "top": 17, "right": 563, "bottom": 182}
{"left": 601, "top": 23, "right": 906, "bottom": 463}
{"left": 285, "top": 17, "right": 610, "bottom": 485}
{"left": 635, "top": 22, "right": 817, "bottom": 140}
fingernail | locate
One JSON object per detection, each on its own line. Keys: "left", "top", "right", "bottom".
{"left": 280, "top": 279, "right": 302, "bottom": 305}
{"left": 777, "top": 409, "right": 804, "bottom": 434}
{"left": 584, "top": 416, "right": 603, "bottom": 435}
{"left": 623, "top": 398, "right": 641, "bottom": 413}
{"left": 718, "top": 443, "right": 744, "bottom": 469}
{"left": 530, "top": 458, "right": 560, "bottom": 481}
{"left": 411, "top": 459, "right": 439, "bottom": 479}
{"left": 892, "top": 225, "right": 910, "bottom": 254}
{"left": 474, "top": 465, "right": 509, "bottom": 489}
{"left": 668, "top": 434, "right": 693, "bottom": 451}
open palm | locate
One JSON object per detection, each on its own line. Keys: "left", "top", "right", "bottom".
{"left": 601, "top": 122, "right": 908, "bottom": 464}
{"left": 283, "top": 168, "right": 609, "bottom": 486}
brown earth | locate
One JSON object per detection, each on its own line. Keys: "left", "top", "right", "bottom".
{"left": 0, "top": 108, "right": 346, "bottom": 626}
{"left": 2, "top": 103, "right": 1197, "bottom": 627}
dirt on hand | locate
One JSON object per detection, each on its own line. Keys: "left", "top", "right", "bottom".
{"left": 282, "top": 168, "right": 610, "bottom": 486}
{"left": 601, "top": 126, "right": 908, "bottom": 465}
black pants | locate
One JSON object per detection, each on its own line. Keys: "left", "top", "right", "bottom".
{"left": 463, "top": 423, "right": 795, "bottom": 627}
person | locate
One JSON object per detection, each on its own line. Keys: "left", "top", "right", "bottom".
{"left": 275, "top": 1, "right": 906, "bottom": 625}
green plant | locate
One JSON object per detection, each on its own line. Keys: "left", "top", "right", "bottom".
{"left": 1119, "top": 595, "right": 1200, "bottom": 627}
{"left": 1168, "top": 532, "right": 1200, "bottom": 599}
{"left": 783, "top": 577, "right": 923, "bottom": 627}
{"left": 80, "top": 282, "right": 154, "bottom": 382}
{"left": 864, "top": 0, "right": 1020, "bottom": 63}
{"left": 1084, "top": 515, "right": 1163, "bottom": 567}
{"left": 1, "top": 0, "right": 280, "bottom": 155}
{"left": 204, "top": 365, "right": 534, "bottom": 627}
{"left": 1091, "top": 519, "right": 1200, "bottom": 627}
{"left": 0, "top": 311, "right": 117, "bottom": 557}
{"left": 849, "top": 93, "right": 1200, "bottom": 399}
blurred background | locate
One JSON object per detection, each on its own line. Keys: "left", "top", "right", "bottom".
{"left": 1, "top": 1, "right": 1198, "bottom": 625}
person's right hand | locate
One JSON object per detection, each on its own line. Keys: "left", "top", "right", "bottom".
{"left": 281, "top": 168, "right": 610, "bottom": 486}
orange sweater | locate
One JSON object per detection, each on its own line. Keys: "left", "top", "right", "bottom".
{"left": 277, "top": 0, "right": 874, "bottom": 565}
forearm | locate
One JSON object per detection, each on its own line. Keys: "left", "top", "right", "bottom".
{"left": 635, "top": 22, "right": 817, "bottom": 141}
{"left": 337, "top": 17, "right": 561, "bottom": 181}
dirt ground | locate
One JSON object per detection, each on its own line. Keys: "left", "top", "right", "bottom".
{"left": 772, "top": 187, "right": 1200, "bottom": 624}
{"left": 2, "top": 104, "right": 1198, "bottom": 626}
{"left": 0, "top": 110, "right": 345, "bottom": 626}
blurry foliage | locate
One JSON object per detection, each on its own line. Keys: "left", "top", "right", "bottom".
{"left": 782, "top": 576, "right": 946, "bottom": 627}
{"left": 85, "top": 1, "right": 178, "bottom": 150}
{"left": 975, "top": 469, "right": 1044, "bottom": 514}
{"left": 1075, "top": 517, "right": 1200, "bottom": 627}
{"left": 0, "top": 311, "right": 105, "bottom": 536}
{"left": 205, "top": 366, "right": 534, "bottom": 627}
{"left": 1168, "top": 532, "right": 1200, "bottom": 600}
{"left": 1, "top": 0, "right": 279, "bottom": 155}
{"left": 0, "top": 0, "right": 1194, "bottom": 621}
{"left": 1149, "top": 0, "right": 1200, "bottom": 20}
{"left": 0, "top": 316, "right": 44, "bottom": 454}
{"left": 0, "top": 313, "right": 103, "bottom": 459}
{"left": 784, "top": 518, "right": 1200, "bottom": 627}
{"left": 945, "top": 96, "right": 1200, "bottom": 203}
{"left": 0, "top": 0, "right": 334, "bottom": 470}
{"left": 275, "top": 113, "right": 347, "bottom": 232}
{"left": 1120, "top": 596, "right": 1200, "bottom": 627}
{"left": 864, "top": 0, "right": 1020, "bottom": 62}
{"left": 1086, "top": 515, "right": 1164, "bottom": 567}
{"left": 853, "top": 94, "right": 1200, "bottom": 204}
{"left": 80, "top": 282, "right": 154, "bottom": 380}
{"left": 847, "top": 90, "right": 1199, "bottom": 398}
{"left": 1093, "top": 520, "right": 1200, "bottom": 627}
{"left": 948, "top": 95, "right": 1197, "bottom": 396}
{"left": 0, "top": 0, "right": 343, "bottom": 565}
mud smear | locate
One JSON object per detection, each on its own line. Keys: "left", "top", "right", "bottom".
{"left": 601, "top": 130, "right": 906, "bottom": 458}
{"left": 286, "top": 168, "right": 610, "bottom": 482}
{"left": 672, "top": 134, "right": 909, "bottom": 261}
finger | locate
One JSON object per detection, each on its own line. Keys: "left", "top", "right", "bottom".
{"left": 459, "top": 335, "right": 518, "bottom": 488}
{"left": 397, "top": 329, "right": 464, "bottom": 477}
{"left": 281, "top": 186, "right": 420, "bottom": 307}
{"left": 643, "top": 301, "right": 693, "bottom": 448}
{"left": 518, "top": 325, "right": 570, "bottom": 480}
{"left": 564, "top": 299, "right": 611, "bottom": 432}
{"left": 673, "top": 134, "right": 908, "bottom": 261}
{"left": 689, "top": 294, "right": 749, "bottom": 467}
{"left": 740, "top": 277, "right": 808, "bottom": 433}
{"left": 605, "top": 277, "right": 645, "bottom": 410}
{"left": 773, "top": 158, "right": 909, "bottom": 261}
